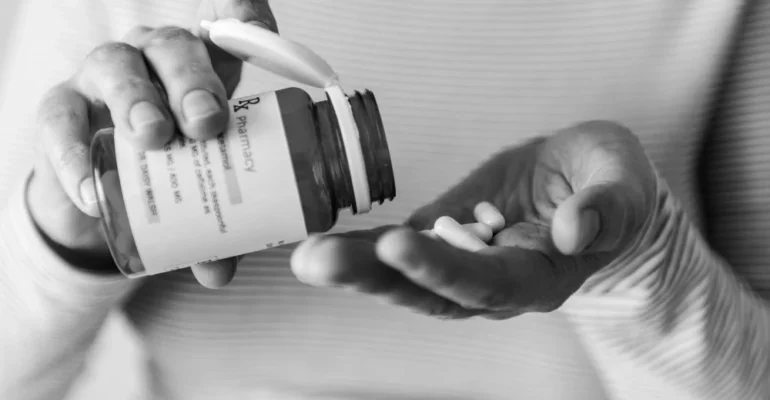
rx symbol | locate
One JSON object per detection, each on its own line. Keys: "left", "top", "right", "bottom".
{"left": 233, "top": 97, "right": 261, "bottom": 112}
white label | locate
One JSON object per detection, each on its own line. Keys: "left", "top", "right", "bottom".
{"left": 115, "top": 92, "right": 308, "bottom": 275}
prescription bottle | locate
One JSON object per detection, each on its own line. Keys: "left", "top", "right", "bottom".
{"left": 89, "top": 19, "right": 396, "bottom": 277}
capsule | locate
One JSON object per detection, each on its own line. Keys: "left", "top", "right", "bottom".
{"left": 473, "top": 202, "right": 506, "bottom": 232}
{"left": 433, "top": 216, "right": 489, "bottom": 252}
{"left": 421, "top": 222, "right": 493, "bottom": 243}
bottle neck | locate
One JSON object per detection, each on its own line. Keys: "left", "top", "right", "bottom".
{"left": 313, "top": 90, "right": 396, "bottom": 214}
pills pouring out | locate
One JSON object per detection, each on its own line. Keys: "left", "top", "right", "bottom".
{"left": 90, "top": 19, "right": 396, "bottom": 278}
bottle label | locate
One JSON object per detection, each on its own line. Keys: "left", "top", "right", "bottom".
{"left": 115, "top": 92, "right": 308, "bottom": 275}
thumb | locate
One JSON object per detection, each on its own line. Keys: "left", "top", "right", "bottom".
{"left": 196, "top": 0, "right": 278, "bottom": 96}
{"left": 551, "top": 182, "right": 649, "bottom": 255}
{"left": 197, "top": 0, "right": 278, "bottom": 34}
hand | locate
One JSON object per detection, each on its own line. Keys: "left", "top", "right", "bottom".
{"left": 290, "top": 121, "right": 658, "bottom": 319}
{"left": 30, "top": 0, "right": 277, "bottom": 288}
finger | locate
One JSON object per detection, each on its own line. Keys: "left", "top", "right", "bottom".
{"left": 75, "top": 42, "right": 175, "bottom": 149}
{"left": 291, "top": 235, "right": 477, "bottom": 319}
{"left": 552, "top": 182, "right": 647, "bottom": 255}
{"left": 191, "top": 257, "right": 238, "bottom": 288}
{"left": 377, "top": 227, "right": 589, "bottom": 313}
{"left": 550, "top": 121, "right": 654, "bottom": 255}
{"left": 129, "top": 27, "right": 229, "bottom": 141}
{"left": 496, "top": 220, "right": 610, "bottom": 289}
{"left": 492, "top": 222, "right": 556, "bottom": 253}
{"left": 37, "top": 84, "right": 100, "bottom": 216}
{"left": 196, "top": 0, "right": 279, "bottom": 94}
{"left": 376, "top": 228, "right": 512, "bottom": 310}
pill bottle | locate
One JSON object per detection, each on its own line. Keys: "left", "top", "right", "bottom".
{"left": 89, "top": 19, "right": 396, "bottom": 278}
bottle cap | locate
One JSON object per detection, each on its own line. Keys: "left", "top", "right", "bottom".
{"left": 201, "top": 19, "right": 371, "bottom": 213}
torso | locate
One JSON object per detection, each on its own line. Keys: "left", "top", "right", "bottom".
{"left": 0, "top": 0, "right": 746, "bottom": 398}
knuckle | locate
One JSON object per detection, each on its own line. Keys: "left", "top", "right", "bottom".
{"left": 574, "top": 120, "right": 632, "bottom": 136}
{"left": 40, "top": 103, "right": 81, "bottom": 130}
{"left": 147, "top": 26, "right": 198, "bottom": 47}
{"left": 86, "top": 42, "right": 140, "bottom": 65}
{"left": 167, "top": 61, "right": 214, "bottom": 81}
{"left": 123, "top": 25, "right": 153, "bottom": 44}
{"left": 104, "top": 76, "right": 155, "bottom": 98}
{"left": 56, "top": 141, "right": 88, "bottom": 170}
{"left": 38, "top": 84, "right": 68, "bottom": 115}
{"left": 37, "top": 85, "right": 85, "bottom": 136}
{"left": 570, "top": 120, "right": 642, "bottom": 148}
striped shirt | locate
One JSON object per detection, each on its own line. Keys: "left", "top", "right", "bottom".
{"left": 0, "top": 1, "right": 768, "bottom": 399}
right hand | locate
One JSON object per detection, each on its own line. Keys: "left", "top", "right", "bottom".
{"left": 29, "top": 0, "right": 278, "bottom": 288}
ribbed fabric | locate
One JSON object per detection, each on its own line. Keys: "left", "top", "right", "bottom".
{"left": 701, "top": 0, "right": 770, "bottom": 299}
{"left": 0, "top": 0, "right": 767, "bottom": 399}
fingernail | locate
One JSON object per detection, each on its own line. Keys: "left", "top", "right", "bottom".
{"left": 79, "top": 177, "right": 97, "bottom": 207}
{"left": 183, "top": 90, "right": 221, "bottom": 122}
{"left": 129, "top": 101, "right": 166, "bottom": 130}
{"left": 578, "top": 209, "right": 601, "bottom": 252}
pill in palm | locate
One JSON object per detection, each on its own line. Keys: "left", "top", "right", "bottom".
{"left": 433, "top": 216, "right": 489, "bottom": 252}
{"left": 473, "top": 202, "right": 506, "bottom": 232}
{"left": 463, "top": 222, "right": 494, "bottom": 242}
{"left": 421, "top": 222, "right": 491, "bottom": 242}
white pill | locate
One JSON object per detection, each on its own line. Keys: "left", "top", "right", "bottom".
{"left": 433, "top": 216, "right": 489, "bottom": 252}
{"left": 422, "top": 222, "right": 492, "bottom": 242}
{"left": 463, "top": 222, "right": 493, "bottom": 242}
{"left": 473, "top": 202, "right": 506, "bottom": 232}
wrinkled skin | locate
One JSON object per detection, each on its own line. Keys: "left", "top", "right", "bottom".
{"left": 30, "top": 0, "right": 278, "bottom": 287}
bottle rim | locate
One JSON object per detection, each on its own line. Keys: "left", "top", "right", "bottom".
{"left": 349, "top": 90, "right": 396, "bottom": 205}
{"left": 325, "top": 84, "right": 372, "bottom": 214}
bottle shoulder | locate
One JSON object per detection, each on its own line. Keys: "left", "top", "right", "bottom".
{"left": 276, "top": 87, "right": 314, "bottom": 112}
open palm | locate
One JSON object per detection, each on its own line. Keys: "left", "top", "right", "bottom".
{"left": 291, "top": 120, "right": 658, "bottom": 319}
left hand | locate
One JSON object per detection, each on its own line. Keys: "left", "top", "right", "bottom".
{"left": 290, "top": 120, "right": 658, "bottom": 320}
{"left": 31, "top": 0, "right": 278, "bottom": 287}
